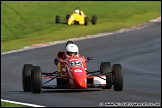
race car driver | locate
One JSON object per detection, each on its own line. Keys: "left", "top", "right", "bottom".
{"left": 67, "top": 8, "right": 85, "bottom": 25}
{"left": 65, "top": 43, "right": 79, "bottom": 57}
{"left": 54, "top": 42, "right": 80, "bottom": 72}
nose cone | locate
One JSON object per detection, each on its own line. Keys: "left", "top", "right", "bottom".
{"left": 74, "top": 76, "right": 87, "bottom": 89}
{"left": 72, "top": 68, "right": 87, "bottom": 88}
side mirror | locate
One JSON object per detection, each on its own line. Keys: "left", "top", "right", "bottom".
{"left": 87, "top": 57, "right": 93, "bottom": 61}
{"left": 54, "top": 58, "right": 59, "bottom": 65}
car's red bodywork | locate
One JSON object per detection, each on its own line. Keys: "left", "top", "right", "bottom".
{"left": 22, "top": 41, "right": 123, "bottom": 93}
{"left": 52, "top": 51, "right": 88, "bottom": 89}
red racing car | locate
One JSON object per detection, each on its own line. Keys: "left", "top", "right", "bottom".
{"left": 22, "top": 41, "right": 123, "bottom": 93}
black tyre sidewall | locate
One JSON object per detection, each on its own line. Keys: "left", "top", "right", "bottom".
{"left": 31, "top": 66, "right": 42, "bottom": 93}
{"left": 113, "top": 64, "right": 123, "bottom": 91}
{"left": 84, "top": 17, "right": 88, "bottom": 25}
{"left": 66, "top": 14, "right": 70, "bottom": 23}
{"left": 22, "top": 64, "right": 33, "bottom": 92}
{"left": 91, "top": 15, "right": 97, "bottom": 25}
{"left": 100, "top": 62, "right": 112, "bottom": 89}
{"left": 55, "top": 15, "right": 60, "bottom": 23}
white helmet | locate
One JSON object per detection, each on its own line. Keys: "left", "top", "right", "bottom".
{"left": 65, "top": 44, "right": 79, "bottom": 56}
{"left": 74, "top": 9, "right": 79, "bottom": 14}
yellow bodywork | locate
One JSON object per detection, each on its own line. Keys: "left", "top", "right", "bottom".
{"left": 68, "top": 11, "right": 86, "bottom": 25}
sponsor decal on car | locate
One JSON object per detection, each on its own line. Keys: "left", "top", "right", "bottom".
{"left": 74, "top": 69, "right": 82, "bottom": 72}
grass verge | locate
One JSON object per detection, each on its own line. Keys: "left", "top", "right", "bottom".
{"left": 1, "top": 101, "right": 26, "bottom": 107}
{"left": 1, "top": 1, "right": 161, "bottom": 52}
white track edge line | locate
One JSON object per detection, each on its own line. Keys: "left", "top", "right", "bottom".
{"left": 1, "top": 99, "right": 46, "bottom": 107}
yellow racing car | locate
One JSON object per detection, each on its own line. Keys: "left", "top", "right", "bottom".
{"left": 55, "top": 8, "right": 97, "bottom": 26}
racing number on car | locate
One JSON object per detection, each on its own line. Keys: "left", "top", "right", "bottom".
{"left": 70, "top": 61, "right": 83, "bottom": 67}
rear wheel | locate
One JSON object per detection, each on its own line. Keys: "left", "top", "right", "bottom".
{"left": 113, "top": 64, "right": 123, "bottom": 91}
{"left": 31, "top": 66, "right": 42, "bottom": 93}
{"left": 22, "top": 64, "right": 33, "bottom": 92}
{"left": 84, "top": 17, "right": 88, "bottom": 25}
{"left": 100, "top": 62, "right": 112, "bottom": 89}
{"left": 55, "top": 15, "right": 60, "bottom": 24}
{"left": 91, "top": 15, "right": 97, "bottom": 25}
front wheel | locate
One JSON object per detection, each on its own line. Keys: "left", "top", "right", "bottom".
{"left": 100, "top": 62, "right": 112, "bottom": 89}
{"left": 66, "top": 14, "right": 70, "bottom": 23}
{"left": 55, "top": 15, "right": 60, "bottom": 24}
{"left": 31, "top": 66, "right": 42, "bottom": 93}
{"left": 112, "top": 64, "right": 123, "bottom": 91}
{"left": 22, "top": 64, "right": 33, "bottom": 92}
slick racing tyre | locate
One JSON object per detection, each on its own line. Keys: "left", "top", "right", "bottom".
{"left": 22, "top": 64, "right": 33, "bottom": 92}
{"left": 112, "top": 64, "right": 123, "bottom": 91}
{"left": 91, "top": 15, "right": 97, "bottom": 25}
{"left": 66, "top": 14, "right": 71, "bottom": 23}
{"left": 55, "top": 15, "right": 60, "bottom": 24}
{"left": 100, "top": 62, "right": 112, "bottom": 89}
{"left": 66, "top": 14, "right": 71, "bottom": 19}
{"left": 31, "top": 66, "right": 42, "bottom": 93}
{"left": 84, "top": 17, "right": 88, "bottom": 25}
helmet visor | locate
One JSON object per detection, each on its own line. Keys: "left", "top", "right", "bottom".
{"left": 66, "top": 52, "right": 77, "bottom": 56}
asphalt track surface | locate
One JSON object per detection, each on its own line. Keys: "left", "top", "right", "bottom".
{"left": 1, "top": 22, "right": 161, "bottom": 107}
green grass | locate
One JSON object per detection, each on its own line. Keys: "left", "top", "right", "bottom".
{"left": 1, "top": 1, "right": 161, "bottom": 52}
{"left": 1, "top": 101, "right": 26, "bottom": 107}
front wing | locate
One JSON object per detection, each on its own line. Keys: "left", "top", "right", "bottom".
{"left": 41, "top": 75, "right": 106, "bottom": 89}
